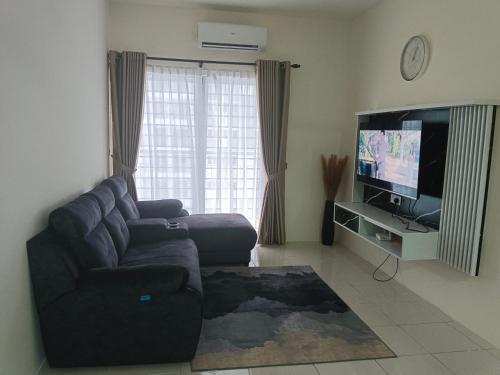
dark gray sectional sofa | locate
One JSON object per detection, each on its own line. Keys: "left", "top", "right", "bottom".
{"left": 27, "top": 176, "right": 257, "bottom": 368}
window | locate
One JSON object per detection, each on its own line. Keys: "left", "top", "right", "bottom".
{"left": 136, "top": 64, "right": 264, "bottom": 226}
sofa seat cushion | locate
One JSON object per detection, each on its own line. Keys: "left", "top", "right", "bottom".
{"left": 174, "top": 214, "right": 257, "bottom": 254}
{"left": 120, "top": 238, "right": 202, "bottom": 294}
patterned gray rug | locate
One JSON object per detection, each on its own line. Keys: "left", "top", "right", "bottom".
{"left": 191, "top": 266, "right": 395, "bottom": 371}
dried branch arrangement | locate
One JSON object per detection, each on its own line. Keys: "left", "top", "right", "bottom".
{"left": 321, "top": 154, "right": 348, "bottom": 201}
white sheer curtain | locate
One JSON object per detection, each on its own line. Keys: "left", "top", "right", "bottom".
{"left": 136, "top": 64, "right": 263, "bottom": 226}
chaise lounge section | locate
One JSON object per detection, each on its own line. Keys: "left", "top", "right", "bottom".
{"left": 102, "top": 176, "right": 257, "bottom": 266}
{"left": 27, "top": 176, "right": 257, "bottom": 367}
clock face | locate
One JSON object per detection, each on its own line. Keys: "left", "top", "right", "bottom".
{"left": 401, "top": 35, "right": 429, "bottom": 81}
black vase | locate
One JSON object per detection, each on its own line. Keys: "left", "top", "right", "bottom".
{"left": 321, "top": 200, "right": 335, "bottom": 246}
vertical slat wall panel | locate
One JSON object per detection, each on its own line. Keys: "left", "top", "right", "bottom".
{"left": 438, "top": 105, "right": 494, "bottom": 275}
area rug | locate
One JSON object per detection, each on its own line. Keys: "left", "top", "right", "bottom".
{"left": 191, "top": 266, "right": 395, "bottom": 371}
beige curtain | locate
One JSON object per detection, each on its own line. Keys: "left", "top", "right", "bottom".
{"left": 108, "top": 50, "right": 147, "bottom": 201}
{"left": 256, "top": 60, "right": 291, "bottom": 245}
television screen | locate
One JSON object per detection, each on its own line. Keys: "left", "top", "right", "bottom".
{"left": 357, "top": 120, "right": 422, "bottom": 198}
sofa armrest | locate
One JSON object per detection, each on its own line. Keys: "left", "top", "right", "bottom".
{"left": 41, "top": 265, "right": 202, "bottom": 367}
{"left": 127, "top": 218, "right": 189, "bottom": 244}
{"left": 78, "top": 264, "right": 188, "bottom": 295}
{"left": 136, "top": 199, "right": 185, "bottom": 219}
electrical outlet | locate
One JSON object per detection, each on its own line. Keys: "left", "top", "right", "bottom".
{"left": 390, "top": 194, "right": 401, "bottom": 206}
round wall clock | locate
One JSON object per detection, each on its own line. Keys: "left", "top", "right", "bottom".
{"left": 400, "top": 35, "right": 430, "bottom": 81}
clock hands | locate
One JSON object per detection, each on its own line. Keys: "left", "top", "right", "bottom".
{"left": 411, "top": 47, "right": 418, "bottom": 62}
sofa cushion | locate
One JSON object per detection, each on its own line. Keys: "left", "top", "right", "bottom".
{"left": 120, "top": 238, "right": 202, "bottom": 294}
{"left": 117, "top": 193, "right": 141, "bottom": 221}
{"left": 50, "top": 196, "right": 118, "bottom": 270}
{"left": 103, "top": 208, "right": 130, "bottom": 258}
{"left": 78, "top": 264, "right": 189, "bottom": 294}
{"left": 85, "top": 185, "right": 130, "bottom": 257}
{"left": 79, "top": 223, "right": 119, "bottom": 269}
{"left": 102, "top": 176, "right": 140, "bottom": 220}
{"left": 174, "top": 214, "right": 257, "bottom": 253}
{"left": 86, "top": 185, "right": 115, "bottom": 216}
{"left": 102, "top": 175, "right": 128, "bottom": 197}
{"left": 50, "top": 195, "right": 102, "bottom": 238}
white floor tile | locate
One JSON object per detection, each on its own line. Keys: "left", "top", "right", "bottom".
{"left": 401, "top": 323, "right": 479, "bottom": 353}
{"left": 315, "top": 360, "right": 386, "bottom": 375}
{"left": 377, "top": 354, "right": 453, "bottom": 375}
{"left": 350, "top": 303, "right": 395, "bottom": 327}
{"left": 379, "top": 300, "right": 450, "bottom": 325}
{"left": 353, "top": 283, "right": 421, "bottom": 305}
{"left": 435, "top": 350, "right": 500, "bottom": 375}
{"left": 250, "top": 364, "right": 317, "bottom": 375}
{"left": 448, "top": 321, "right": 495, "bottom": 349}
{"left": 371, "top": 326, "right": 427, "bottom": 356}
{"left": 488, "top": 348, "right": 500, "bottom": 360}
{"left": 330, "top": 283, "right": 367, "bottom": 306}
{"left": 335, "top": 269, "right": 379, "bottom": 286}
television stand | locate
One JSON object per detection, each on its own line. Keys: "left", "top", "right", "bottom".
{"left": 334, "top": 202, "right": 438, "bottom": 260}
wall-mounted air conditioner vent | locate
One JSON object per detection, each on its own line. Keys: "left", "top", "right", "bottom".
{"left": 198, "top": 22, "right": 267, "bottom": 51}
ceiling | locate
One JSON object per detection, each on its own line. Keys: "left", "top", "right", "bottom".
{"left": 110, "top": 0, "right": 381, "bottom": 19}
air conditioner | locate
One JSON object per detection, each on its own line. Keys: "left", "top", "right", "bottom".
{"left": 197, "top": 22, "right": 267, "bottom": 51}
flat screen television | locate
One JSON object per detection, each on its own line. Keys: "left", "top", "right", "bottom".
{"left": 357, "top": 120, "right": 422, "bottom": 199}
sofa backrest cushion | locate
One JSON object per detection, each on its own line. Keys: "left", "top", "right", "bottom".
{"left": 85, "top": 185, "right": 130, "bottom": 258}
{"left": 102, "top": 176, "right": 140, "bottom": 221}
{"left": 50, "top": 196, "right": 118, "bottom": 270}
{"left": 86, "top": 185, "right": 115, "bottom": 216}
{"left": 117, "top": 194, "right": 141, "bottom": 221}
{"left": 102, "top": 175, "right": 128, "bottom": 197}
{"left": 80, "top": 222, "right": 119, "bottom": 269}
{"left": 102, "top": 208, "right": 129, "bottom": 258}
{"left": 50, "top": 195, "right": 102, "bottom": 238}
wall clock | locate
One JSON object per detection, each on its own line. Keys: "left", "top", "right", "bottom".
{"left": 400, "top": 35, "right": 430, "bottom": 81}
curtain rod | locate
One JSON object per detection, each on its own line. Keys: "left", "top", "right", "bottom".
{"left": 147, "top": 56, "right": 301, "bottom": 69}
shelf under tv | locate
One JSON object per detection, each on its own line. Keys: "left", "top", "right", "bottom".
{"left": 334, "top": 201, "right": 438, "bottom": 260}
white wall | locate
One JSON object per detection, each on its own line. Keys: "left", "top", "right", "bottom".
{"left": 0, "top": 0, "right": 108, "bottom": 373}
{"left": 341, "top": 0, "right": 500, "bottom": 347}
{"left": 107, "top": 1, "right": 355, "bottom": 241}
